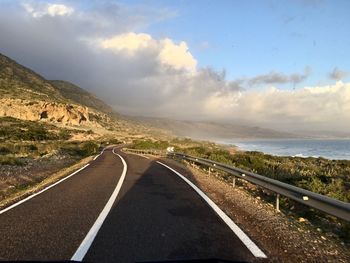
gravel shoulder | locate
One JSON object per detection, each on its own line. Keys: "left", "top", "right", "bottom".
{"left": 0, "top": 154, "right": 93, "bottom": 210}
{"left": 159, "top": 157, "right": 350, "bottom": 263}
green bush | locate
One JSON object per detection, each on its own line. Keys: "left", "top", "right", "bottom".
{"left": 0, "top": 146, "right": 11, "bottom": 154}
{"left": 182, "top": 146, "right": 350, "bottom": 202}
{"left": 58, "top": 129, "right": 71, "bottom": 140}
{"left": 27, "top": 144, "right": 38, "bottom": 152}
{"left": 132, "top": 139, "right": 169, "bottom": 150}
{"left": 108, "top": 138, "right": 122, "bottom": 145}
{"left": 0, "top": 156, "right": 23, "bottom": 165}
{"left": 0, "top": 117, "right": 63, "bottom": 141}
{"left": 81, "top": 141, "right": 99, "bottom": 156}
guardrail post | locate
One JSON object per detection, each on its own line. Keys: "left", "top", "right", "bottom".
{"left": 276, "top": 193, "right": 280, "bottom": 212}
{"left": 232, "top": 177, "right": 236, "bottom": 188}
{"left": 129, "top": 150, "right": 350, "bottom": 221}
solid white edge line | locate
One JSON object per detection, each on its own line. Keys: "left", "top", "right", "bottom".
{"left": 156, "top": 161, "right": 267, "bottom": 259}
{"left": 0, "top": 148, "right": 106, "bottom": 214}
{"left": 93, "top": 148, "right": 106, "bottom": 161}
{"left": 0, "top": 163, "right": 90, "bottom": 215}
{"left": 71, "top": 149, "right": 127, "bottom": 261}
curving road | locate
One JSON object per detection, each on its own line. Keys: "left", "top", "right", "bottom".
{"left": 0, "top": 147, "right": 266, "bottom": 262}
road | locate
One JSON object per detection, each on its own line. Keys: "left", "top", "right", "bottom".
{"left": 0, "top": 147, "right": 265, "bottom": 262}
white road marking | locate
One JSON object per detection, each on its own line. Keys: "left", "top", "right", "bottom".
{"left": 0, "top": 163, "right": 90, "bottom": 215}
{"left": 93, "top": 148, "right": 106, "bottom": 161}
{"left": 156, "top": 161, "right": 267, "bottom": 259}
{"left": 71, "top": 149, "right": 127, "bottom": 261}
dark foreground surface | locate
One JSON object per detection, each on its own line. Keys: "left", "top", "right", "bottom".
{"left": 0, "top": 148, "right": 258, "bottom": 262}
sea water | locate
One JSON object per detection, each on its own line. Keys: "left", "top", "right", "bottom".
{"left": 219, "top": 139, "right": 350, "bottom": 160}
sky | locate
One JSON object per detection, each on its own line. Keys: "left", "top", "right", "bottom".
{"left": 0, "top": 0, "right": 349, "bottom": 132}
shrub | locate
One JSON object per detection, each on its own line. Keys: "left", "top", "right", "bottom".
{"left": 181, "top": 146, "right": 350, "bottom": 202}
{"left": 0, "top": 156, "right": 23, "bottom": 165}
{"left": 108, "top": 138, "right": 122, "bottom": 145}
{"left": 0, "top": 146, "right": 11, "bottom": 154}
{"left": 58, "top": 129, "right": 71, "bottom": 140}
{"left": 27, "top": 144, "right": 38, "bottom": 151}
{"left": 132, "top": 139, "right": 169, "bottom": 150}
{"left": 0, "top": 117, "right": 59, "bottom": 141}
{"left": 81, "top": 141, "right": 99, "bottom": 156}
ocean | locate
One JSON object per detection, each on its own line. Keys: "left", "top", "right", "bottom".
{"left": 219, "top": 139, "right": 350, "bottom": 160}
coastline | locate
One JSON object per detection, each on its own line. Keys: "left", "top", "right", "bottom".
{"left": 214, "top": 138, "right": 350, "bottom": 161}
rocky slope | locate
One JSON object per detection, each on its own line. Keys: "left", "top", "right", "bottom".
{"left": 0, "top": 98, "right": 92, "bottom": 126}
{"left": 0, "top": 53, "right": 158, "bottom": 138}
{"left": 49, "top": 80, "right": 115, "bottom": 115}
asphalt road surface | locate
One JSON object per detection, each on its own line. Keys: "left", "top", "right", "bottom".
{"left": 0, "top": 147, "right": 264, "bottom": 262}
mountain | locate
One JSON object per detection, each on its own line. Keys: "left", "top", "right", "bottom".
{"left": 293, "top": 130, "right": 350, "bottom": 139}
{"left": 49, "top": 80, "right": 115, "bottom": 115}
{"left": 0, "top": 54, "right": 66, "bottom": 102}
{"left": 0, "top": 56, "right": 103, "bottom": 127}
{"left": 132, "top": 116, "right": 299, "bottom": 139}
{"left": 0, "top": 52, "right": 299, "bottom": 141}
{"left": 0, "top": 52, "right": 167, "bottom": 140}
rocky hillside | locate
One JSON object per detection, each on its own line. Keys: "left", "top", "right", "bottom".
{"left": 0, "top": 54, "right": 111, "bottom": 127}
{"left": 0, "top": 98, "right": 91, "bottom": 126}
{"left": 0, "top": 53, "right": 164, "bottom": 139}
{"left": 0, "top": 54, "right": 65, "bottom": 102}
{"left": 49, "top": 80, "right": 115, "bottom": 115}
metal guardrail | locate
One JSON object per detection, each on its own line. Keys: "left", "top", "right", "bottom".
{"left": 123, "top": 148, "right": 166, "bottom": 157}
{"left": 170, "top": 152, "right": 350, "bottom": 222}
{"left": 123, "top": 148, "right": 350, "bottom": 222}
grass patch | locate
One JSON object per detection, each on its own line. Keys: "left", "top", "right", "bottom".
{"left": 182, "top": 146, "right": 350, "bottom": 202}
{"left": 177, "top": 145, "right": 350, "bottom": 243}
{"left": 0, "top": 116, "right": 72, "bottom": 141}
{"left": 131, "top": 139, "right": 169, "bottom": 150}
{"left": 0, "top": 155, "right": 24, "bottom": 165}
{"left": 60, "top": 141, "right": 100, "bottom": 157}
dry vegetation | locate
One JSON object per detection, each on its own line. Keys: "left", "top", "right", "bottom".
{"left": 160, "top": 157, "right": 350, "bottom": 262}
{"left": 131, "top": 138, "right": 350, "bottom": 245}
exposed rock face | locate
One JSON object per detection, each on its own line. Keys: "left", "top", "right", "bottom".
{"left": 0, "top": 98, "right": 91, "bottom": 126}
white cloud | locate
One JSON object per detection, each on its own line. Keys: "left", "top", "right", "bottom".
{"left": 2, "top": 1, "right": 350, "bottom": 133}
{"left": 23, "top": 3, "right": 74, "bottom": 18}
{"left": 99, "top": 32, "right": 197, "bottom": 73}
{"left": 158, "top": 38, "right": 197, "bottom": 72}
{"left": 203, "top": 81, "right": 350, "bottom": 130}
{"left": 100, "top": 33, "right": 154, "bottom": 52}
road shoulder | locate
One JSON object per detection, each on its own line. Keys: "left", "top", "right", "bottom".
{"left": 159, "top": 157, "right": 350, "bottom": 263}
{"left": 0, "top": 155, "right": 93, "bottom": 211}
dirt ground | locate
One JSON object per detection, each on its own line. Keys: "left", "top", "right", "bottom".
{"left": 0, "top": 155, "right": 72, "bottom": 199}
{"left": 160, "top": 157, "right": 350, "bottom": 263}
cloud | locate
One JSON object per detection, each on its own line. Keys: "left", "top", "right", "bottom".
{"left": 100, "top": 33, "right": 197, "bottom": 72}
{"left": 158, "top": 39, "right": 197, "bottom": 72}
{"left": 100, "top": 33, "right": 154, "bottom": 52}
{"left": 247, "top": 67, "right": 311, "bottom": 86}
{"left": 329, "top": 67, "right": 348, "bottom": 81}
{"left": 0, "top": 0, "right": 349, "bottom": 133}
{"left": 204, "top": 81, "right": 350, "bottom": 130}
{"left": 23, "top": 2, "right": 74, "bottom": 18}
